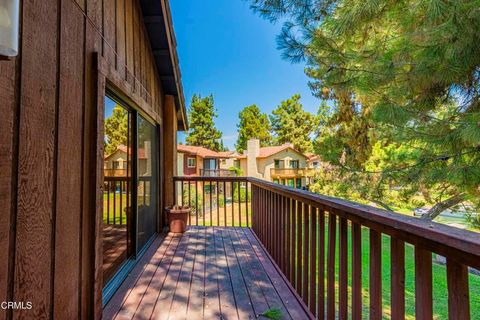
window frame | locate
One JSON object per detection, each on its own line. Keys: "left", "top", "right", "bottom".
{"left": 187, "top": 157, "right": 196, "bottom": 168}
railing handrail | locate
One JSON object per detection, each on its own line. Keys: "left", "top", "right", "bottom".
{"left": 174, "top": 176, "right": 248, "bottom": 182}
{"left": 247, "top": 177, "right": 480, "bottom": 269}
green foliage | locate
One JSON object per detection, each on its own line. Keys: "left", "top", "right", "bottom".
{"left": 235, "top": 104, "right": 272, "bottom": 153}
{"left": 270, "top": 94, "right": 317, "bottom": 153}
{"left": 233, "top": 183, "right": 250, "bottom": 203}
{"left": 260, "top": 308, "right": 283, "bottom": 320}
{"left": 249, "top": 0, "right": 480, "bottom": 218}
{"left": 104, "top": 105, "right": 129, "bottom": 155}
{"left": 228, "top": 166, "right": 243, "bottom": 176}
{"left": 186, "top": 94, "right": 224, "bottom": 151}
{"left": 183, "top": 186, "right": 203, "bottom": 215}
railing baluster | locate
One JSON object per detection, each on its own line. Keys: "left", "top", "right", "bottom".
{"left": 113, "top": 180, "right": 117, "bottom": 224}
{"left": 223, "top": 181, "right": 227, "bottom": 227}
{"left": 309, "top": 206, "right": 317, "bottom": 316}
{"left": 246, "top": 182, "right": 249, "bottom": 227}
{"left": 280, "top": 195, "right": 286, "bottom": 273}
{"left": 202, "top": 180, "right": 205, "bottom": 226}
{"left": 181, "top": 180, "right": 184, "bottom": 207}
{"left": 339, "top": 216, "right": 348, "bottom": 319}
{"left": 318, "top": 209, "right": 325, "bottom": 319}
{"left": 188, "top": 181, "right": 191, "bottom": 225}
{"left": 296, "top": 201, "right": 302, "bottom": 294}
{"left": 327, "top": 212, "right": 336, "bottom": 320}
{"left": 286, "top": 197, "right": 292, "bottom": 283}
{"left": 415, "top": 247, "right": 433, "bottom": 320}
{"left": 231, "top": 181, "right": 234, "bottom": 227}
{"left": 209, "top": 180, "right": 213, "bottom": 227}
{"left": 195, "top": 180, "right": 198, "bottom": 226}
{"left": 238, "top": 181, "right": 241, "bottom": 226}
{"left": 216, "top": 180, "right": 220, "bottom": 226}
{"left": 370, "top": 229, "right": 382, "bottom": 320}
{"left": 446, "top": 259, "right": 470, "bottom": 320}
{"left": 107, "top": 181, "right": 110, "bottom": 224}
{"left": 352, "top": 222, "right": 362, "bottom": 320}
{"left": 303, "top": 203, "right": 309, "bottom": 303}
{"left": 391, "top": 238, "right": 405, "bottom": 320}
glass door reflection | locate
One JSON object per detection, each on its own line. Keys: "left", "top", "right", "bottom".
{"left": 102, "top": 97, "right": 134, "bottom": 285}
{"left": 136, "top": 115, "right": 158, "bottom": 251}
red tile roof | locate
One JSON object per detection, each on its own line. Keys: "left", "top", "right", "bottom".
{"left": 177, "top": 144, "right": 226, "bottom": 158}
{"left": 106, "top": 145, "right": 147, "bottom": 159}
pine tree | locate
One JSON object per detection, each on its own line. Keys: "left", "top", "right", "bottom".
{"left": 270, "top": 94, "right": 316, "bottom": 154}
{"left": 104, "top": 105, "right": 129, "bottom": 155}
{"left": 249, "top": 0, "right": 480, "bottom": 219}
{"left": 235, "top": 104, "right": 272, "bottom": 153}
{"left": 186, "top": 94, "right": 223, "bottom": 151}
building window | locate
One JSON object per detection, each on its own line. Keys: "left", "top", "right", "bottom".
{"left": 274, "top": 159, "right": 285, "bottom": 169}
{"left": 289, "top": 160, "right": 299, "bottom": 169}
{"left": 296, "top": 178, "right": 302, "bottom": 189}
{"left": 233, "top": 159, "right": 240, "bottom": 168}
{"left": 287, "top": 179, "right": 294, "bottom": 187}
{"left": 312, "top": 161, "right": 319, "bottom": 168}
{"left": 113, "top": 161, "right": 120, "bottom": 169}
{"left": 187, "top": 157, "right": 196, "bottom": 168}
{"left": 273, "top": 179, "right": 279, "bottom": 184}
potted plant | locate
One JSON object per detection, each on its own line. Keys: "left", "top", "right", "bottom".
{"left": 165, "top": 206, "right": 190, "bottom": 233}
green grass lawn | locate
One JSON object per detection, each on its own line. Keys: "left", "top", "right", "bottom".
{"left": 103, "top": 193, "right": 128, "bottom": 224}
{"left": 322, "top": 223, "right": 480, "bottom": 319}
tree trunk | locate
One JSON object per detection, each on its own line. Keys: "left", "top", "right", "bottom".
{"left": 421, "top": 193, "right": 466, "bottom": 221}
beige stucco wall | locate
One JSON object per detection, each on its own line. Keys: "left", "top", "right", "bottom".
{"left": 258, "top": 148, "right": 308, "bottom": 182}
{"left": 104, "top": 150, "right": 128, "bottom": 169}
{"left": 177, "top": 153, "right": 184, "bottom": 176}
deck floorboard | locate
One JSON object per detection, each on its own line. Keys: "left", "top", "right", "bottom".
{"left": 103, "top": 227, "right": 312, "bottom": 320}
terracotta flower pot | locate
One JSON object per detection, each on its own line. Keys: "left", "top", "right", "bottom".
{"left": 166, "top": 206, "right": 190, "bottom": 233}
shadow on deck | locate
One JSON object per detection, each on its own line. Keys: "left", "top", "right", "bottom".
{"left": 103, "top": 226, "right": 312, "bottom": 320}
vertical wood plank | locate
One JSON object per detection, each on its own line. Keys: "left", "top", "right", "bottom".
{"left": 13, "top": 0, "right": 59, "bottom": 318}
{"left": 125, "top": 0, "right": 134, "bottom": 85}
{"left": 326, "top": 212, "right": 336, "bottom": 320}
{"left": 53, "top": 1, "right": 85, "bottom": 319}
{"left": 415, "top": 247, "right": 433, "bottom": 320}
{"left": 339, "top": 216, "right": 348, "bottom": 319}
{"left": 296, "top": 201, "right": 302, "bottom": 294}
{"left": 0, "top": 48, "right": 18, "bottom": 320}
{"left": 116, "top": 0, "right": 126, "bottom": 78}
{"left": 309, "top": 207, "right": 317, "bottom": 316}
{"left": 352, "top": 223, "right": 362, "bottom": 320}
{"left": 82, "top": 1, "right": 103, "bottom": 318}
{"left": 391, "top": 238, "right": 405, "bottom": 320}
{"left": 103, "top": 0, "right": 116, "bottom": 65}
{"left": 446, "top": 259, "right": 470, "bottom": 320}
{"left": 370, "top": 230, "right": 382, "bottom": 320}
{"left": 302, "top": 204, "right": 309, "bottom": 303}
{"left": 318, "top": 209, "right": 325, "bottom": 319}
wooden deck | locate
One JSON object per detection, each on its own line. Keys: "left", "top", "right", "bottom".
{"left": 103, "top": 227, "right": 312, "bottom": 320}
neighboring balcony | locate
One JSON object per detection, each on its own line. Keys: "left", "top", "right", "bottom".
{"left": 200, "top": 168, "right": 237, "bottom": 177}
{"left": 104, "top": 168, "right": 128, "bottom": 177}
{"left": 104, "top": 176, "right": 480, "bottom": 320}
{"left": 271, "top": 167, "right": 314, "bottom": 177}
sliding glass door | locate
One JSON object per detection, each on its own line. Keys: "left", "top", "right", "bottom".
{"left": 136, "top": 115, "right": 158, "bottom": 251}
{"left": 102, "top": 93, "right": 159, "bottom": 292}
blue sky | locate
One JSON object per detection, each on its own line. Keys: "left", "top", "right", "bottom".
{"left": 170, "top": 0, "right": 320, "bottom": 150}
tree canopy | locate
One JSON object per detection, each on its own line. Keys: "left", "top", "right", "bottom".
{"left": 235, "top": 104, "right": 272, "bottom": 153}
{"left": 186, "top": 94, "right": 224, "bottom": 151}
{"left": 104, "top": 105, "right": 129, "bottom": 155}
{"left": 270, "top": 94, "right": 317, "bottom": 154}
{"left": 249, "top": 0, "right": 480, "bottom": 219}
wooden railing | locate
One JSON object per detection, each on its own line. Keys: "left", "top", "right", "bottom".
{"left": 173, "top": 176, "right": 251, "bottom": 227}
{"left": 249, "top": 177, "right": 480, "bottom": 320}
{"left": 172, "top": 176, "right": 480, "bottom": 318}
{"left": 200, "top": 168, "right": 237, "bottom": 177}
{"left": 103, "top": 176, "right": 151, "bottom": 226}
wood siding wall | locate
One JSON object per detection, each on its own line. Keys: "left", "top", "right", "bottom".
{"left": 0, "top": 0, "right": 169, "bottom": 319}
